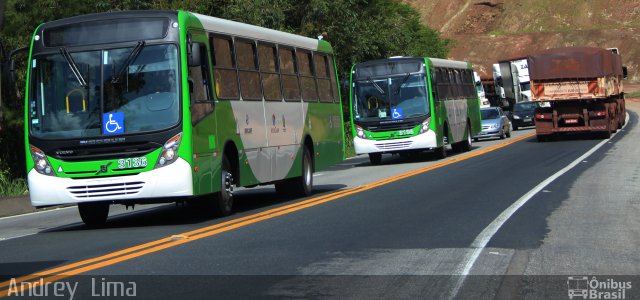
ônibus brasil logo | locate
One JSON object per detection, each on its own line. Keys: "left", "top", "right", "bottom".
{"left": 567, "top": 276, "right": 632, "bottom": 299}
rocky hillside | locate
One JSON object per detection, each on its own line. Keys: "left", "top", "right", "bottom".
{"left": 403, "top": 0, "right": 640, "bottom": 81}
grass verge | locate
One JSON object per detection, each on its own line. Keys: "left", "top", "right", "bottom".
{"left": 626, "top": 92, "right": 640, "bottom": 99}
{"left": 0, "top": 168, "right": 28, "bottom": 197}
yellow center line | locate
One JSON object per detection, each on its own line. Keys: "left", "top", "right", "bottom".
{"left": 0, "top": 132, "right": 535, "bottom": 297}
{"left": 0, "top": 187, "right": 362, "bottom": 290}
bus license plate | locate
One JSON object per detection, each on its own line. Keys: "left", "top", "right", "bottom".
{"left": 565, "top": 119, "right": 578, "bottom": 124}
{"left": 118, "top": 157, "right": 148, "bottom": 169}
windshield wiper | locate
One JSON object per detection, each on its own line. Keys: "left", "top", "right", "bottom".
{"left": 367, "top": 76, "right": 385, "bottom": 95}
{"left": 394, "top": 73, "right": 411, "bottom": 95}
{"left": 407, "top": 113, "right": 427, "bottom": 118}
{"left": 112, "top": 41, "right": 146, "bottom": 84}
{"left": 59, "top": 47, "right": 87, "bottom": 88}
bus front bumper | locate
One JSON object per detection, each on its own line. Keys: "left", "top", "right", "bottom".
{"left": 354, "top": 131, "right": 437, "bottom": 154}
{"left": 28, "top": 158, "right": 193, "bottom": 207}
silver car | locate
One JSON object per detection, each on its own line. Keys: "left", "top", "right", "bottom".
{"left": 474, "top": 107, "right": 511, "bottom": 141}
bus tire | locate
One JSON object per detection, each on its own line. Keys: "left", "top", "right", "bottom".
{"left": 78, "top": 202, "right": 109, "bottom": 227}
{"left": 452, "top": 124, "right": 472, "bottom": 153}
{"left": 435, "top": 146, "right": 447, "bottom": 159}
{"left": 212, "top": 156, "right": 234, "bottom": 216}
{"left": 277, "top": 147, "right": 313, "bottom": 197}
{"left": 435, "top": 126, "right": 448, "bottom": 159}
{"left": 369, "top": 153, "right": 382, "bottom": 165}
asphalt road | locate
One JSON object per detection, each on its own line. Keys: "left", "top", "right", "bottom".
{"left": 0, "top": 114, "right": 638, "bottom": 299}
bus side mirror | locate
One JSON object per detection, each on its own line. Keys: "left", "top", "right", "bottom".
{"left": 188, "top": 42, "right": 202, "bottom": 67}
{"left": 622, "top": 66, "right": 628, "bottom": 80}
{"left": 6, "top": 46, "right": 29, "bottom": 101}
{"left": 8, "top": 59, "right": 17, "bottom": 88}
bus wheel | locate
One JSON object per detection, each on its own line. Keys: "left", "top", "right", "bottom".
{"left": 78, "top": 202, "right": 109, "bottom": 227}
{"left": 212, "top": 156, "right": 234, "bottom": 216}
{"left": 368, "top": 153, "right": 382, "bottom": 165}
{"left": 276, "top": 147, "right": 313, "bottom": 197}
{"left": 454, "top": 123, "right": 472, "bottom": 152}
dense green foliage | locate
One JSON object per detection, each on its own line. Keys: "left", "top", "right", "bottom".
{"left": 0, "top": 0, "right": 450, "bottom": 182}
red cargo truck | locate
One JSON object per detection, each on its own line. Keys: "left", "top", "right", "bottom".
{"left": 528, "top": 47, "right": 627, "bottom": 141}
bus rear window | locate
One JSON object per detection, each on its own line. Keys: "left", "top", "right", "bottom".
{"left": 44, "top": 18, "right": 169, "bottom": 47}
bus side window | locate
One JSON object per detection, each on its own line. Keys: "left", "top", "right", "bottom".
{"left": 297, "top": 49, "right": 318, "bottom": 102}
{"left": 448, "top": 70, "right": 456, "bottom": 99}
{"left": 211, "top": 34, "right": 239, "bottom": 100}
{"left": 236, "top": 40, "right": 262, "bottom": 100}
{"left": 454, "top": 70, "right": 463, "bottom": 99}
{"left": 280, "top": 47, "right": 301, "bottom": 102}
{"left": 316, "top": 54, "right": 332, "bottom": 103}
{"left": 188, "top": 42, "right": 212, "bottom": 102}
{"left": 258, "top": 43, "right": 282, "bottom": 101}
{"left": 327, "top": 55, "right": 339, "bottom": 103}
{"left": 447, "top": 69, "right": 454, "bottom": 100}
{"left": 466, "top": 70, "right": 474, "bottom": 97}
{"left": 436, "top": 68, "right": 446, "bottom": 100}
{"left": 188, "top": 34, "right": 213, "bottom": 125}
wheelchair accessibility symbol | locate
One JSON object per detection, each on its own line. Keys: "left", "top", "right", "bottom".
{"left": 392, "top": 108, "right": 403, "bottom": 120}
{"left": 103, "top": 112, "right": 124, "bottom": 135}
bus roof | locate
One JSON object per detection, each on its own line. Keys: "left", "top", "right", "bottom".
{"left": 39, "top": 10, "right": 178, "bottom": 29}
{"left": 191, "top": 12, "right": 327, "bottom": 52}
{"left": 35, "top": 10, "right": 330, "bottom": 53}
{"left": 428, "top": 58, "right": 470, "bottom": 69}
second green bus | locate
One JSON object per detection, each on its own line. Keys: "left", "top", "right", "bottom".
{"left": 349, "top": 57, "right": 481, "bottom": 164}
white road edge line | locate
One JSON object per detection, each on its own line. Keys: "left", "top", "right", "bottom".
{"left": 449, "top": 113, "right": 630, "bottom": 299}
{"left": 0, "top": 232, "right": 38, "bottom": 241}
{"left": 0, "top": 206, "right": 76, "bottom": 221}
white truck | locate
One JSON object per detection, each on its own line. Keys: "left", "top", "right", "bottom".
{"left": 493, "top": 58, "right": 531, "bottom": 110}
{"left": 492, "top": 63, "right": 506, "bottom": 108}
{"left": 474, "top": 71, "right": 490, "bottom": 108}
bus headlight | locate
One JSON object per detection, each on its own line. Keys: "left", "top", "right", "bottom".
{"left": 355, "top": 125, "right": 367, "bottom": 139}
{"left": 30, "top": 145, "right": 55, "bottom": 176}
{"left": 419, "top": 117, "right": 431, "bottom": 134}
{"left": 156, "top": 133, "right": 182, "bottom": 169}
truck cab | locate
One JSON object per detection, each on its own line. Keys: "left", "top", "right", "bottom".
{"left": 474, "top": 71, "right": 490, "bottom": 108}
{"left": 511, "top": 59, "right": 531, "bottom": 102}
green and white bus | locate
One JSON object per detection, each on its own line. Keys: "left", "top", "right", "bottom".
{"left": 24, "top": 11, "right": 344, "bottom": 225}
{"left": 349, "top": 57, "right": 481, "bottom": 164}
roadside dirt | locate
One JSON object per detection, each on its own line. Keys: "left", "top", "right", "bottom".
{"left": 624, "top": 83, "right": 640, "bottom": 113}
{"left": 405, "top": 0, "right": 640, "bottom": 81}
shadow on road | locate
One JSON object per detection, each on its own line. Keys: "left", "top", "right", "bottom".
{"left": 350, "top": 145, "right": 482, "bottom": 168}
{"left": 41, "top": 184, "right": 347, "bottom": 232}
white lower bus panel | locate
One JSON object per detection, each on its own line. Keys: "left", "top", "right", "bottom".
{"left": 354, "top": 130, "right": 437, "bottom": 155}
{"left": 28, "top": 158, "right": 194, "bottom": 207}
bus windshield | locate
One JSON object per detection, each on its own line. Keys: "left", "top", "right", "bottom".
{"left": 29, "top": 44, "right": 180, "bottom": 139}
{"left": 353, "top": 74, "right": 429, "bottom": 122}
